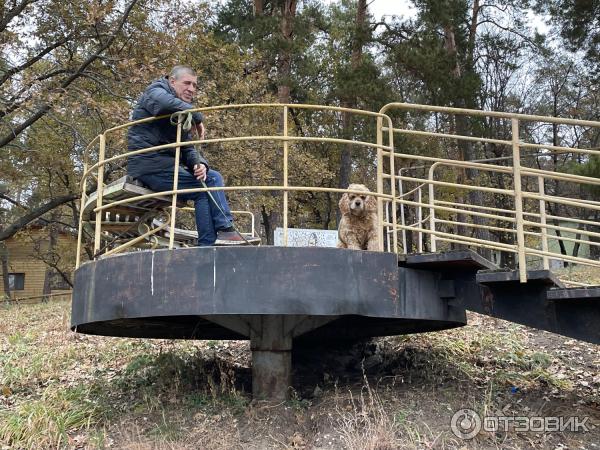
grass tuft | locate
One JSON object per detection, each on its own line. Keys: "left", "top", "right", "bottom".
{"left": 334, "top": 374, "right": 400, "bottom": 450}
{"left": 0, "top": 384, "right": 107, "bottom": 449}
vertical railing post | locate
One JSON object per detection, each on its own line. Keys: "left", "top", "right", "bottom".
{"left": 512, "top": 118, "right": 527, "bottom": 282}
{"left": 93, "top": 134, "right": 106, "bottom": 256}
{"left": 417, "top": 186, "right": 423, "bottom": 253}
{"left": 385, "top": 199, "right": 391, "bottom": 252}
{"left": 76, "top": 162, "right": 88, "bottom": 269}
{"left": 283, "top": 106, "right": 289, "bottom": 247}
{"left": 398, "top": 169, "right": 408, "bottom": 254}
{"left": 76, "top": 162, "right": 88, "bottom": 268}
{"left": 169, "top": 121, "right": 183, "bottom": 250}
{"left": 538, "top": 175, "right": 549, "bottom": 270}
{"left": 387, "top": 116, "right": 398, "bottom": 253}
{"left": 376, "top": 117, "right": 384, "bottom": 251}
{"left": 428, "top": 164, "right": 437, "bottom": 253}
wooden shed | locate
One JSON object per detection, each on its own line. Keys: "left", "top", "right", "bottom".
{"left": 1, "top": 225, "right": 75, "bottom": 300}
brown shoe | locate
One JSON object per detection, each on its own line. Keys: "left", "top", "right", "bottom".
{"left": 215, "top": 230, "right": 261, "bottom": 246}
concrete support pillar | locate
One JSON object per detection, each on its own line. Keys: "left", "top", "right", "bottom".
{"left": 250, "top": 315, "right": 292, "bottom": 401}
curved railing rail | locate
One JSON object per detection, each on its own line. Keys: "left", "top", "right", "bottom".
{"left": 379, "top": 103, "right": 600, "bottom": 282}
{"left": 76, "top": 102, "right": 600, "bottom": 284}
{"left": 76, "top": 104, "right": 395, "bottom": 267}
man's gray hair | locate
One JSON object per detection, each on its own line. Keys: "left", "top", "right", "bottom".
{"left": 170, "top": 65, "right": 196, "bottom": 79}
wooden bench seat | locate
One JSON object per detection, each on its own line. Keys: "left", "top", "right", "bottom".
{"left": 83, "top": 176, "right": 259, "bottom": 253}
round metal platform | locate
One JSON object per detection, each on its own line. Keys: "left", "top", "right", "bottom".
{"left": 71, "top": 246, "right": 466, "bottom": 340}
{"left": 72, "top": 246, "right": 466, "bottom": 400}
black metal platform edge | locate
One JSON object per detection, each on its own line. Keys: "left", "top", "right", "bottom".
{"left": 71, "top": 246, "right": 469, "bottom": 340}
{"left": 467, "top": 271, "right": 599, "bottom": 344}
{"left": 401, "top": 250, "right": 498, "bottom": 271}
{"left": 547, "top": 286, "right": 600, "bottom": 301}
{"left": 72, "top": 316, "right": 248, "bottom": 340}
{"left": 296, "top": 316, "right": 465, "bottom": 342}
{"left": 72, "top": 247, "right": 464, "bottom": 324}
{"left": 476, "top": 269, "right": 565, "bottom": 287}
{"left": 71, "top": 315, "right": 466, "bottom": 341}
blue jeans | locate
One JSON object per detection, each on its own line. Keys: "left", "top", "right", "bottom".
{"left": 138, "top": 168, "right": 233, "bottom": 246}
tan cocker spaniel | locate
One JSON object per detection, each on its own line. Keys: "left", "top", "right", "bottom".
{"left": 337, "top": 183, "right": 379, "bottom": 251}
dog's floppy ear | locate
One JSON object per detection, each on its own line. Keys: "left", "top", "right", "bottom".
{"left": 339, "top": 193, "right": 350, "bottom": 215}
{"left": 366, "top": 194, "right": 377, "bottom": 213}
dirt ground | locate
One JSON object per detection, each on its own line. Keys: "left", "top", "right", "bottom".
{"left": 1, "top": 298, "right": 598, "bottom": 450}
{"left": 114, "top": 312, "right": 600, "bottom": 450}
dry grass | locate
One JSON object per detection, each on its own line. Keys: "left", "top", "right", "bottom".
{"left": 554, "top": 264, "right": 600, "bottom": 286}
{"left": 1, "top": 266, "right": 599, "bottom": 449}
{"left": 334, "top": 376, "right": 400, "bottom": 450}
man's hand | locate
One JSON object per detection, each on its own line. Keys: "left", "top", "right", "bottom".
{"left": 196, "top": 122, "right": 205, "bottom": 140}
{"left": 193, "top": 163, "right": 207, "bottom": 181}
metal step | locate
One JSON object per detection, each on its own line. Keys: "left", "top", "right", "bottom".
{"left": 477, "top": 269, "right": 565, "bottom": 287}
{"left": 547, "top": 286, "right": 600, "bottom": 301}
{"left": 473, "top": 270, "right": 598, "bottom": 344}
{"left": 396, "top": 256, "right": 599, "bottom": 344}
{"left": 400, "top": 249, "right": 497, "bottom": 271}
{"left": 545, "top": 287, "right": 600, "bottom": 343}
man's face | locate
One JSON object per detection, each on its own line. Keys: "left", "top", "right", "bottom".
{"left": 169, "top": 73, "right": 197, "bottom": 103}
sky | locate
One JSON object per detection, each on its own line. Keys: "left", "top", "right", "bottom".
{"left": 368, "top": 0, "right": 417, "bottom": 20}
{"left": 333, "top": 0, "right": 550, "bottom": 34}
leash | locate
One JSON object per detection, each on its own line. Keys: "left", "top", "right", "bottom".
{"left": 200, "top": 179, "right": 253, "bottom": 245}
{"left": 169, "top": 111, "right": 194, "bottom": 131}
{"left": 170, "top": 111, "right": 253, "bottom": 245}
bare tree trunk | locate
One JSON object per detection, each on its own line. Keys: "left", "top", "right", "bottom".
{"left": 338, "top": 0, "right": 367, "bottom": 223}
{"left": 277, "top": 0, "right": 296, "bottom": 104}
{"left": 253, "top": 0, "right": 264, "bottom": 16}
{"left": 323, "top": 191, "right": 333, "bottom": 229}
{"left": 261, "top": 205, "right": 273, "bottom": 245}
{"left": 264, "top": 0, "right": 297, "bottom": 244}
{"left": 551, "top": 215, "right": 569, "bottom": 262}
{"left": 0, "top": 193, "right": 79, "bottom": 242}
{"left": 0, "top": 240, "right": 10, "bottom": 301}
{"left": 572, "top": 228, "right": 582, "bottom": 259}
{"left": 550, "top": 96, "right": 569, "bottom": 267}
{"left": 444, "top": 25, "right": 467, "bottom": 244}
{"left": 42, "top": 214, "right": 60, "bottom": 302}
{"left": 587, "top": 211, "right": 600, "bottom": 260}
{"left": 444, "top": 7, "right": 491, "bottom": 259}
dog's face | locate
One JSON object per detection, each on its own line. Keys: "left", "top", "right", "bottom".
{"left": 339, "top": 183, "right": 376, "bottom": 217}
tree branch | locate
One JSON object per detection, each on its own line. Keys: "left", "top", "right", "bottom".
{"left": 0, "top": 193, "right": 81, "bottom": 241}
{"left": 0, "top": 69, "right": 73, "bottom": 119}
{"left": 0, "top": 193, "right": 29, "bottom": 209}
{"left": 0, "top": 0, "right": 39, "bottom": 33}
{"left": 0, "top": 33, "right": 74, "bottom": 86}
{"left": 476, "top": 18, "right": 542, "bottom": 50}
{"left": 0, "top": 0, "right": 139, "bottom": 149}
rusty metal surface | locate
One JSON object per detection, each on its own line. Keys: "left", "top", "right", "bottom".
{"left": 546, "top": 287, "right": 600, "bottom": 343}
{"left": 476, "top": 269, "right": 565, "bottom": 287}
{"left": 474, "top": 270, "right": 599, "bottom": 344}
{"left": 547, "top": 287, "right": 600, "bottom": 301}
{"left": 72, "top": 247, "right": 600, "bottom": 344}
{"left": 402, "top": 250, "right": 498, "bottom": 271}
{"left": 71, "top": 247, "right": 467, "bottom": 339}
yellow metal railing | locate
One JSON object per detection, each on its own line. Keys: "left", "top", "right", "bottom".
{"left": 76, "top": 104, "right": 394, "bottom": 267}
{"left": 76, "top": 102, "right": 600, "bottom": 284}
{"left": 379, "top": 103, "right": 600, "bottom": 282}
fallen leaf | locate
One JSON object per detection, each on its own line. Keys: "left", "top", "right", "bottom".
{"left": 290, "top": 432, "right": 306, "bottom": 448}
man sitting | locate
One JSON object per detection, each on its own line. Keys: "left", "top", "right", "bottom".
{"left": 127, "top": 65, "right": 258, "bottom": 246}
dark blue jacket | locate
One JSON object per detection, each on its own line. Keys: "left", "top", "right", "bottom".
{"left": 126, "top": 77, "right": 208, "bottom": 178}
